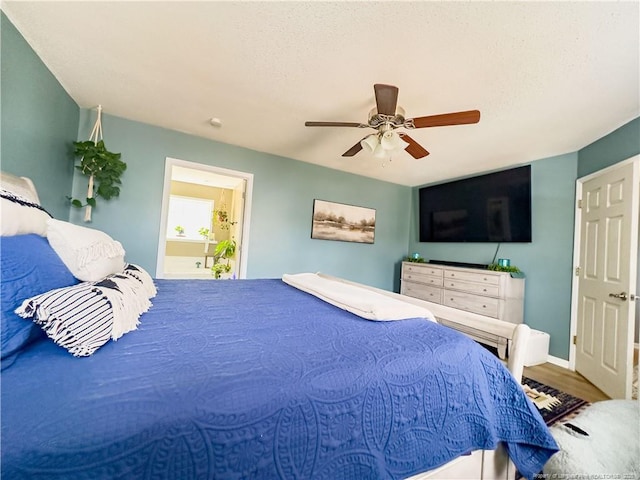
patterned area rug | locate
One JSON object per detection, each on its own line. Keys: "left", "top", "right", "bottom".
{"left": 522, "top": 377, "right": 590, "bottom": 426}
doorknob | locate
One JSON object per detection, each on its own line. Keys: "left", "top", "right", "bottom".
{"left": 608, "top": 292, "right": 628, "bottom": 301}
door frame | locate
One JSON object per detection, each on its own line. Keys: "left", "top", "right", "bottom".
{"left": 568, "top": 154, "right": 639, "bottom": 371}
{"left": 155, "top": 157, "right": 254, "bottom": 279}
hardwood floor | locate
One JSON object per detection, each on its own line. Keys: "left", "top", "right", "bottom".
{"left": 523, "top": 362, "right": 610, "bottom": 403}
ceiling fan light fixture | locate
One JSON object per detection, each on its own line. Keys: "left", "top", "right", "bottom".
{"left": 380, "top": 130, "right": 402, "bottom": 151}
{"left": 361, "top": 134, "right": 379, "bottom": 152}
{"left": 373, "top": 143, "right": 388, "bottom": 159}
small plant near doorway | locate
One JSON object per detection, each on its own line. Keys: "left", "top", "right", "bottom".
{"left": 174, "top": 225, "right": 185, "bottom": 236}
{"left": 211, "top": 239, "right": 236, "bottom": 279}
{"left": 198, "top": 227, "right": 210, "bottom": 240}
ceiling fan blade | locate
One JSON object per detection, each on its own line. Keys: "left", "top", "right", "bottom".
{"left": 409, "top": 110, "right": 481, "bottom": 129}
{"left": 399, "top": 133, "right": 430, "bottom": 159}
{"left": 374, "top": 84, "right": 399, "bottom": 116}
{"left": 342, "top": 140, "right": 364, "bottom": 157}
{"left": 305, "top": 121, "right": 368, "bottom": 128}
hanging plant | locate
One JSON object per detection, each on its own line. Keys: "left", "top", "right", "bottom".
{"left": 213, "top": 190, "right": 237, "bottom": 231}
{"left": 215, "top": 209, "right": 228, "bottom": 224}
{"left": 213, "top": 208, "right": 237, "bottom": 230}
{"left": 67, "top": 106, "right": 126, "bottom": 222}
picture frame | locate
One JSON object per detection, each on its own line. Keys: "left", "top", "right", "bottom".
{"left": 311, "top": 199, "right": 376, "bottom": 244}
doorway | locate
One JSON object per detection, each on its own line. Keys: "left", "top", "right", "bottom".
{"left": 155, "top": 157, "right": 253, "bottom": 280}
{"left": 570, "top": 155, "right": 639, "bottom": 399}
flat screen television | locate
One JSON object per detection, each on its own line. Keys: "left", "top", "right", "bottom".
{"left": 418, "top": 165, "right": 532, "bottom": 243}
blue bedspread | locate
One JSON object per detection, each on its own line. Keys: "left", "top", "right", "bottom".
{"left": 1, "top": 279, "right": 557, "bottom": 479}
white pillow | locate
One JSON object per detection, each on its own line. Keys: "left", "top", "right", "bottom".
{"left": 47, "top": 219, "right": 126, "bottom": 281}
{"left": 0, "top": 189, "right": 50, "bottom": 237}
{"left": 0, "top": 171, "right": 40, "bottom": 204}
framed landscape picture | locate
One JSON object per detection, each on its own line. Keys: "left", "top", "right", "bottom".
{"left": 311, "top": 199, "right": 376, "bottom": 244}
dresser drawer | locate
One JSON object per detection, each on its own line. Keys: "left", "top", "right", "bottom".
{"left": 402, "top": 271, "right": 444, "bottom": 287}
{"left": 401, "top": 282, "right": 443, "bottom": 304}
{"left": 444, "top": 269, "right": 499, "bottom": 286}
{"left": 403, "top": 264, "right": 444, "bottom": 278}
{"left": 443, "top": 291, "right": 499, "bottom": 317}
{"left": 444, "top": 279, "right": 500, "bottom": 297}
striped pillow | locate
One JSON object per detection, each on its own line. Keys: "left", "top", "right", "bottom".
{"left": 122, "top": 263, "right": 157, "bottom": 299}
{"left": 15, "top": 283, "right": 113, "bottom": 356}
{"left": 15, "top": 270, "right": 154, "bottom": 356}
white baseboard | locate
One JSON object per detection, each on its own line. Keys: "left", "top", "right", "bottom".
{"left": 550, "top": 345, "right": 637, "bottom": 372}
{"left": 547, "top": 354, "right": 570, "bottom": 369}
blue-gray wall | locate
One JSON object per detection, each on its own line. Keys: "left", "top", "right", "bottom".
{"left": 408, "top": 154, "right": 578, "bottom": 359}
{"left": 69, "top": 110, "right": 412, "bottom": 290}
{"left": 578, "top": 117, "right": 640, "bottom": 177}
{"left": 0, "top": 13, "right": 79, "bottom": 219}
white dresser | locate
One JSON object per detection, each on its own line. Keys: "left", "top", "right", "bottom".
{"left": 400, "top": 261, "right": 525, "bottom": 357}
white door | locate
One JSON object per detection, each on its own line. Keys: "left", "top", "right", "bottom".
{"left": 230, "top": 180, "right": 246, "bottom": 271}
{"left": 574, "top": 156, "right": 638, "bottom": 399}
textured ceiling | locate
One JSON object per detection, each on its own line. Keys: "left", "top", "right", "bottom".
{"left": 3, "top": 1, "right": 639, "bottom": 186}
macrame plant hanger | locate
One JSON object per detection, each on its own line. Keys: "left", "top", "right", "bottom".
{"left": 84, "top": 105, "right": 104, "bottom": 222}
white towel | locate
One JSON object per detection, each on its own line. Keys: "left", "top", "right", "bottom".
{"left": 282, "top": 273, "right": 436, "bottom": 322}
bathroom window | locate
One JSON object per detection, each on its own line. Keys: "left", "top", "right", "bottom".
{"left": 166, "top": 195, "right": 213, "bottom": 240}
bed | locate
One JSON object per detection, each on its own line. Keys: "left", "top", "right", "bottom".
{"left": 0, "top": 173, "right": 558, "bottom": 480}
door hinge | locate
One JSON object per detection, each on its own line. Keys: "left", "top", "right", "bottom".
{"left": 578, "top": 199, "right": 583, "bottom": 209}
{"left": 575, "top": 266, "right": 580, "bottom": 276}
{"left": 573, "top": 335, "right": 577, "bottom": 345}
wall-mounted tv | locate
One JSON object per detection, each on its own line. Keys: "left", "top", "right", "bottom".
{"left": 418, "top": 165, "right": 532, "bottom": 243}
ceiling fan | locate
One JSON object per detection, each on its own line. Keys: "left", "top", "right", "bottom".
{"left": 305, "top": 84, "right": 480, "bottom": 159}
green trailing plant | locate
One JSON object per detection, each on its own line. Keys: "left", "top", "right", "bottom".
{"left": 487, "top": 263, "right": 521, "bottom": 273}
{"left": 405, "top": 256, "right": 425, "bottom": 263}
{"left": 68, "top": 139, "right": 126, "bottom": 211}
{"left": 211, "top": 239, "right": 236, "bottom": 279}
{"left": 211, "top": 262, "right": 232, "bottom": 279}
